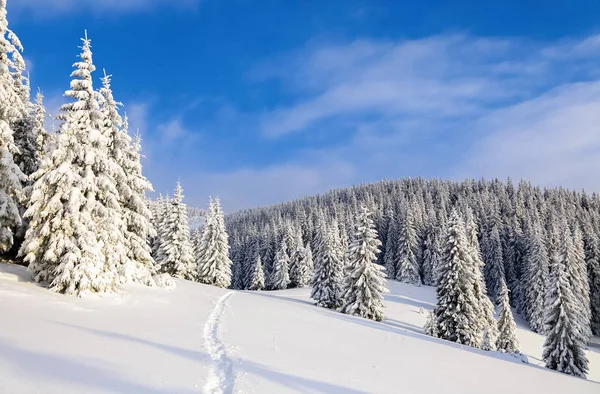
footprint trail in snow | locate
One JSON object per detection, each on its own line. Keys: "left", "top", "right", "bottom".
{"left": 203, "top": 291, "right": 235, "bottom": 394}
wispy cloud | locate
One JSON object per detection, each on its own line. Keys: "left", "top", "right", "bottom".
{"left": 457, "top": 81, "right": 600, "bottom": 191}
{"left": 256, "top": 34, "right": 599, "bottom": 138}
{"left": 201, "top": 33, "right": 600, "bottom": 211}
{"left": 8, "top": 0, "right": 199, "bottom": 16}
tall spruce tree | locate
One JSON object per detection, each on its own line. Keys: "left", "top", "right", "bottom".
{"left": 0, "top": 0, "right": 26, "bottom": 253}
{"left": 523, "top": 223, "right": 549, "bottom": 333}
{"left": 20, "top": 34, "right": 118, "bottom": 294}
{"left": 396, "top": 209, "right": 420, "bottom": 285}
{"left": 583, "top": 226, "right": 600, "bottom": 336}
{"left": 91, "top": 69, "right": 130, "bottom": 292}
{"left": 340, "top": 205, "right": 387, "bottom": 321}
{"left": 483, "top": 215, "right": 506, "bottom": 303}
{"left": 311, "top": 220, "right": 343, "bottom": 309}
{"left": 543, "top": 221, "right": 589, "bottom": 378}
{"left": 248, "top": 253, "right": 265, "bottom": 291}
{"left": 464, "top": 207, "right": 498, "bottom": 349}
{"left": 270, "top": 239, "right": 290, "bottom": 290}
{"left": 435, "top": 210, "right": 481, "bottom": 347}
{"left": 422, "top": 224, "right": 440, "bottom": 286}
{"left": 496, "top": 278, "right": 519, "bottom": 353}
{"left": 289, "top": 230, "right": 313, "bottom": 288}
{"left": 383, "top": 216, "right": 398, "bottom": 280}
{"left": 157, "top": 183, "right": 195, "bottom": 280}
{"left": 98, "top": 75, "right": 156, "bottom": 285}
{"left": 570, "top": 226, "right": 592, "bottom": 342}
{"left": 196, "top": 197, "right": 232, "bottom": 288}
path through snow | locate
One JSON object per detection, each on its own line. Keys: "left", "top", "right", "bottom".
{"left": 203, "top": 291, "right": 235, "bottom": 394}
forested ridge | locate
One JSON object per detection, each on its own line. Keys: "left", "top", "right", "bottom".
{"left": 225, "top": 178, "right": 600, "bottom": 340}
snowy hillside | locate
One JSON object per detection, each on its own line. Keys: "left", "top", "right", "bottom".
{"left": 1, "top": 262, "right": 598, "bottom": 394}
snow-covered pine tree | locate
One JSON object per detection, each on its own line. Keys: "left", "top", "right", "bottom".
{"left": 120, "top": 129, "right": 158, "bottom": 284}
{"left": 288, "top": 228, "right": 304, "bottom": 288}
{"left": 570, "top": 226, "right": 592, "bottom": 342}
{"left": 543, "top": 221, "right": 589, "bottom": 378}
{"left": 248, "top": 253, "right": 265, "bottom": 291}
{"left": 481, "top": 328, "right": 495, "bottom": 352}
{"left": 496, "top": 278, "right": 519, "bottom": 353}
{"left": 340, "top": 205, "right": 387, "bottom": 321}
{"left": 98, "top": 75, "right": 156, "bottom": 286}
{"left": 92, "top": 71, "right": 132, "bottom": 290}
{"left": 421, "top": 224, "right": 440, "bottom": 286}
{"left": 424, "top": 310, "right": 438, "bottom": 337}
{"left": 523, "top": 223, "right": 548, "bottom": 333}
{"left": 396, "top": 209, "right": 420, "bottom": 285}
{"left": 289, "top": 228, "right": 313, "bottom": 288}
{"left": 311, "top": 220, "right": 343, "bottom": 309}
{"left": 150, "top": 194, "right": 167, "bottom": 261}
{"left": 483, "top": 213, "right": 506, "bottom": 303}
{"left": 196, "top": 197, "right": 232, "bottom": 288}
{"left": 157, "top": 183, "right": 195, "bottom": 280}
{"left": 435, "top": 210, "right": 481, "bottom": 348}
{"left": 383, "top": 215, "right": 398, "bottom": 279}
{"left": 20, "top": 33, "right": 116, "bottom": 295}
{"left": 270, "top": 239, "right": 290, "bottom": 290}
{"left": 464, "top": 207, "right": 498, "bottom": 349}
{"left": 0, "top": 0, "right": 26, "bottom": 252}
{"left": 583, "top": 225, "right": 600, "bottom": 336}
{"left": 32, "top": 90, "right": 49, "bottom": 161}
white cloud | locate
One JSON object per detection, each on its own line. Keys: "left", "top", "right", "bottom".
{"left": 256, "top": 34, "right": 600, "bottom": 138}
{"left": 203, "top": 33, "right": 600, "bottom": 211}
{"left": 8, "top": 0, "right": 199, "bottom": 16}
{"left": 457, "top": 81, "right": 600, "bottom": 191}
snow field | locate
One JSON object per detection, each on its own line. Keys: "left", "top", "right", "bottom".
{"left": 1, "top": 263, "right": 599, "bottom": 394}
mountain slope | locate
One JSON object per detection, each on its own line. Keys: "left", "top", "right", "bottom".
{"left": 1, "top": 263, "right": 598, "bottom": 394}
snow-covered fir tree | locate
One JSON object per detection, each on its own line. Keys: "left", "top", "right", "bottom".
{"left": 196, "top": 197, "right": 232, "bottom": 288}
{"left": 0, "top": 0, "right": 26, "bottom": 253}
{"left": 270, "top": 240, "right": 290, "bottom": 290}
{"left": 523, "top": 223, "right": 548, "bottom": 333}
{"left": 151, "top": 194, "right": 169, "bottom": 261}
{"left": 543, "top": 221, "right": 589, "bottom": 378}
{"left": 464, "top": 207, "right": 498, "bottom": 349}
{"left": 421, "top": 224, "right": 440, "bottom": 286}
{"left": 481, "top": 327, "right": 493, "bottom": 351}
{"left": 311, "top": 220, "right": 343, "bottom": 309}
{"left": 120, "top": 129, "right": 158, "bottom": 285}
{"left": 424, "top": 310, "right": 438, "bottom": 338}
{"left": 583, "top": 225, "right": 600, "bottom": 336}
{"left": 383, "top": 215, "right": 398, "bottom": 280}
{"left": 496, "top": 278, "right": 519, "bottom": 353}
{"left": 396, "top": 209, "right": 420, "bottom": 285}
{"left": 93, "top": 71, "right": 133, "bottom": 290}
{"left": 340, "top": 205, "right": 387, "bottom": 321}
{"left": 248, "top": 253, "right": 265, "bottom": 291}
{"left": 570, "top": 226, "right": 592, "bottom": 343}
{"left": 289, "top": 228, "right": 313, "bottom": 288}
{"left": 157, "top": 183, "right": 195, "bottom": 280}
{"left": 98, "top": 75, "right": 156, "bottom": 286}
{"left": 32, "top": 90, "right": 49, "bottom": 161}
{"left": 20, "top": 34, "right": 119, "bottom": 294}
{"left": 483, "top": 210, "right": 506, "bottom": 303}
{"left": 435, "top": 210, "right": 481, "bottom": 347}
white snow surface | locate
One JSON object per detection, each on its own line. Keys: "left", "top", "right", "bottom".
{"left": 1, "top": 262, "right": 599, "bottom": 394}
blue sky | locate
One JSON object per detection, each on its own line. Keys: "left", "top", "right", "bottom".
{"left": 8, "top": 0, "right": 600, "bottom": 211}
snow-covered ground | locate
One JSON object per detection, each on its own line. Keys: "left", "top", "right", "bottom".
{"left": 1, "top": 262, "right": 599, "bottom": 394}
